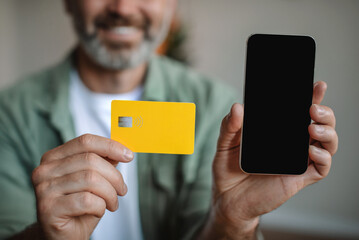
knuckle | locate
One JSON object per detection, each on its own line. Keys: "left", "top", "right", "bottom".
{"left": 91, "top": 197, "right": 107, "bottom": 218}
{"left": 326, "top": 107, "right": 336, "bottom": 125}
{"left": 31, "top": 165, "right": 48, "bottom": 185}
{"left": 84, "top": 152, "right": 97, "bottom": 166}
{"left": 335, "top": 131, "right": 339, "bottom": 144}
{"left": 328, "top": 127, "right": 336, "bottom": 139}
{"left": 80, "top": 192, "right": 94, "bottom": 209}
{"left": 40, "top": 151, "right": 53, "bottom": 164}
{"left": 98, "top": 200, "right": 106, "bottom": 217}
{"left": 326, "top": 152, "right": 333, "bottom": 161}
{"left": 31, "top": 166, "right": 42, "bottom": 184}
{"left": 78, "top": 134, "right": 94, "bottom": 149}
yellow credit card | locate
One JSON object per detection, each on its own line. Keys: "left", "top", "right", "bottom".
{"left": 111, "top": 100, "right": 196, "bottom": 154}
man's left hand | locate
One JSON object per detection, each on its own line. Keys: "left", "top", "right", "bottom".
{"left": 204, "top": 81, "right": 338, "bottom": 239}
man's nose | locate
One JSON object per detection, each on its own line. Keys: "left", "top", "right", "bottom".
{"left": 108, "top": 0, "right": 138, "bottom": 16}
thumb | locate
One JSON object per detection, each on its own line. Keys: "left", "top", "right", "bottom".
{"left": 217, "top": 103, "right": 244, "bottom": 151}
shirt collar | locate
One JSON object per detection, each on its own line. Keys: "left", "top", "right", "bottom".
{"left": 37, "top": 51, "right": 76, "bottom": 142}
{"left": 34, "top": 51, "right": 167, "bottom": 143}
{"left": 141, "top": 54, "right": 167, "bottom": 102}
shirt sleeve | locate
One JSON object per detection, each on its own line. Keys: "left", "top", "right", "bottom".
{"left": 0, "top": 122, "right": 37, "bottom": 239}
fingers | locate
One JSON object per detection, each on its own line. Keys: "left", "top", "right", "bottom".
{"left": 217, "top": 103, "right": 244, "bottom": 151}
{"left": 37, "top": 191, "right": 105, "bottom": 239}
{"left": 309, "top": 145, "right": 332, "bottom": 172}
{"left": 310, "top": 82, "right": 337, "bottom": 154}
{"left": 39, "top": 170, "right": 120, "bottom": 212}
{"left": 42, "top": 134, "right": 134, "bottom": 163}
{"left": 312, "top": 81, "right": 327, "bottom": 105}
{"left": 33, "top": 153, "right": 127, "bottom": 195}
{"left": 308, "top": 124, "right": 338, "bottom": 155}
{"left": 33, "top": 134, "right": 133, "bottom": 239}
{"left": 307, "top": 81, "right": 337, "bottom": 184}
{"left": 310, "top": 104, "right": 336, "bottom": 128}
{"left": 303, "top": 145, "right": 332, "bottom": 186}
{"left": 55, "top": 192, "right": 107, "bottom": 219}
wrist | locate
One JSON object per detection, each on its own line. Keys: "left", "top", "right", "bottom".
{"left": 198, "top": 206, "right": 259, "bottom": 240}
{"left": 212, "top": 206, "right": 259, "bottom": 239}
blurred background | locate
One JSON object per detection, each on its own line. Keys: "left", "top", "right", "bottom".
{"left": 0, "top": 0, "right": 358, "bottom": 239}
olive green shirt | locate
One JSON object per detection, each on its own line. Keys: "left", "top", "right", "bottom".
{"left": 0, "top": 53, "right": 238, "bottom": 239}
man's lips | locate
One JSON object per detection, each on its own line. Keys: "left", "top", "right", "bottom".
{"left": 110, "top": 26, "right": 138, "bottom": 35}
{"left": 98, "top": 26, "right": 143, "bottom": 42}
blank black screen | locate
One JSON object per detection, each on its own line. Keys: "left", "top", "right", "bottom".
{"left": 240, "top": 34, "right": 315, "bottom": 175}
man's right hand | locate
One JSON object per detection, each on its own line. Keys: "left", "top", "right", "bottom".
{"left": 31, "top": 134, "right": 133, "bottom": 240}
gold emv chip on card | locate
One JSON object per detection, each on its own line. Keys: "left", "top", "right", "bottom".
{"left": 111, "top": 100, "right": 196, "bottom": 154}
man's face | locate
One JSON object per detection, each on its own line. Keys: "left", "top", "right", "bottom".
{"left": 66, "top": 0, "right": 174, "bottom": 70}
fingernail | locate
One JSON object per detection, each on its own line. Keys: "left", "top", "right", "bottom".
{"left": 123, "top": 148, "right": 134, "bottom": 161}
{"left": 315, "top": 125, "right": 325, "bottom": 134}
{"left": 314, "top": 104, "right": 325, "bottom": 116}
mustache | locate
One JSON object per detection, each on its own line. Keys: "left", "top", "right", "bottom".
{"left": 94, "top": 12, "right": 149, "bottom": 31}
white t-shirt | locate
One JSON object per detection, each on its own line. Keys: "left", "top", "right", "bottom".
{"left": 69, "top": 69, "right": 144, "bottom": 240}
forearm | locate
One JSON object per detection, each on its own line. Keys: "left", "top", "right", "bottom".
{"left": 195, "top": 209, "right": 260, "bottom": 240}
{"left": 8, "top": 223, "right": 45, "bottom": 240}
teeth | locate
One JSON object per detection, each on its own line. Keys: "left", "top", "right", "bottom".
{"left": 110, "top": 27, "right": 137, "bottom": 35}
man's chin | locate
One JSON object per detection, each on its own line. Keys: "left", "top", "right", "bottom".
{"left": 103, "top": 42, "right": 143, "bottom": 60}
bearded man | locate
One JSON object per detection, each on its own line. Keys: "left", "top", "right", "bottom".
{"left": 0, "top": 0, "right": 338, "bottom": 239}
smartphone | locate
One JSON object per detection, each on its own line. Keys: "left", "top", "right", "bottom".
{"left": 239, "top": 34, "right": 316, "bottom": 175}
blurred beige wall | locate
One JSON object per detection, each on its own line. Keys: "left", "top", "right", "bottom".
{"left": 1, "top": 0, "right": 358, "bottom": 238}
{"left": 0, "top": 1, "right": 18, "bottom": 88}
{"left": 0, "top": 0, "right": 75, "bottom": 88}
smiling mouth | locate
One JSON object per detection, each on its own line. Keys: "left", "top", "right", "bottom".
{"left": 96, "top": 24, "right": 144, "bottom": 46}
{"left": 109, "top": 26, "right": 139, "bottom": 36}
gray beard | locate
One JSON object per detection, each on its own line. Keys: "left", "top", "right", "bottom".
{"left": 80, "top": 34, "right": 155, "bottom": 70}
{"left": 74, "top": 10, "right": 172, "bottom": 70}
